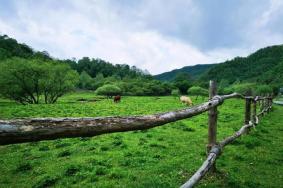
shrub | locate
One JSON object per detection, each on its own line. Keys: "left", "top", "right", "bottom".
{"left": 78, "top": 71, "right": 94, "bottom": 90}
{"left": 223, "top": 83, "right": 256, "bottom": 95}
{"left": 187, "top": 86, "right": 208, "bottom": 100}
{"left": 95, "top": 84, "right": 122, "bottom": 97}
{"left": 255, "top": 85, "right": 273, "bottom": 96}
{"left": 171, "top": 89, "right": 180, "bottom": 98}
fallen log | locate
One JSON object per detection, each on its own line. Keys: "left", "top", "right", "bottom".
{"left": 0, "top": 93, "right": 240, "bottom": 145}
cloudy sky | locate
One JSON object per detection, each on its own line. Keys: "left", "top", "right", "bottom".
{"left": 0, "top": 0, "right": 283, "bottom": 74}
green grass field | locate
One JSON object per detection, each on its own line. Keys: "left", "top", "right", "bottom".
{"left": 0, "top": 92, "right": 282, "bottom": 188}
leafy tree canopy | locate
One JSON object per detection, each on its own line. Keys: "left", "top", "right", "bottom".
{"left": 187, "top": 86, "right": 208, "bottom": 96}
{"left": 95, "top": 84, "right": 122, "bottom": 97}
{"left": 0, "top": 57, "right": 78, "bottom": 104}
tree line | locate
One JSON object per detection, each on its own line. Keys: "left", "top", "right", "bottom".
{"left": 0, "top": 35, "right": 190, "bottom": 104}
{"left": 0, "top": 34, "right": 280, "bottom": 104}
{"left": 198, "top": 45, "right": 283, "bottom": 93}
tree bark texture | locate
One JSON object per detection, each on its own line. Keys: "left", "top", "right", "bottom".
{"left": 0, "top": 93, "right": 240, "bottom": 145}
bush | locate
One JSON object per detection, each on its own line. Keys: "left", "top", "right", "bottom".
{"left": 187, "top": 86, "right": 208, "bottom": 100}
{"left": 171, "top": 89, "right": 180, "bottom": 97}
{"left": 255, "top": 85, "right": 273, "bottom": 96}
{"left": 78, "top": 71, "right": 94, "bottom": 90}
{"left": 95, "top": 84, "right": 122, "bottom": 97}
{"left": 223, "top": 83, "right": 256, "bottom": 95}
{"left": 224, "top": 83, "right": 273, "bottom": 96}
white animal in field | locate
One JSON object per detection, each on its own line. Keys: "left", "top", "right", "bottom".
{"left": 180, "top": 96, "right": 193, "bottom": 106}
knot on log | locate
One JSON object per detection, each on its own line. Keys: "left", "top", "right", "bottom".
{"left": 210, "top": 145, "right": 222, "bottom": 156}
{"left": 211, "top": 95, "right": 224, "bottom": 105}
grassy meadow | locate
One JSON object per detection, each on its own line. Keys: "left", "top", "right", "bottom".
{"left": 0, "top": 92, "right": 282, "bottom": 188}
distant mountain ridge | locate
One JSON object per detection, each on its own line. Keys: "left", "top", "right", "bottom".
{"left": 154, "top": 64, "right": 215, "bottom": 81}
{"left": 198, "top": 45, "right": 283, "bottom": 86}
{"left": 154, "top": 45, "right": 283, "bottom": 88}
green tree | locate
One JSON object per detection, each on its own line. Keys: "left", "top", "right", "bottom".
{"left": 173, "top": 72, "right": 192, "bottom": 94}
{"left": 218, "top": 79, "right": 230, "bottom": 94}
{"left": 255, "top": 85, "right": 273, "bottom": 96}
{"left": 79, "top": 71, "right": 93, "bottom": 90}
{"left": 171, "top": 89, "right": 180, "bottom": 98}
{"left": 95, "top": 84, "right": 122, "bottom": 97}
{"left": 187, "top": 86, "right": 208, "bottom": 100}
{"left": 0, "top": 58, "right": 78, "bottom": 104}
{"left": 41, "top": 62, "right": 78, "bottom": 103}
{"left": 223, "top": 83, "right": 256, "bottom": 95}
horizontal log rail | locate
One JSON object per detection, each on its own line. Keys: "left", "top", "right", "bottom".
{"left": 0, "top": 93, "right": 239, "bottom": 145}
{"left": 181, "top": 100, "right": 273, "bottom": 188}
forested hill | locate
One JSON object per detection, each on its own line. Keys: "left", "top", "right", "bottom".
{"left": 154, "top": 64, "right": 214, "bottom": 81}
{"left": 0, "top": 35, "right": 149, "bottom": 79}
{"left": 0, "top": 35, "right": 52, "bottom": 60}
{"left": 198, "top": 45, "right": 283, "bottom": 87}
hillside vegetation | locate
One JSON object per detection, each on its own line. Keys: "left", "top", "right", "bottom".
{"left": 1, "top": 34, "right": 282, "bottom": 98}
{"left": 199, "top": 45, "right": 283, "bottom": 88}
{"left": 0, "top": 35, "right": 173, "bottom": 97}
{"left": 155, "top": 45, "right": 283, "bottom": 92}
{"left": 154, "top": 64, "right": 214, "bottom": 81}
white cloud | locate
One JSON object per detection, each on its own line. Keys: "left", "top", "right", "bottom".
{"left": 0, "top": 0, "right": 282, "bottom": 74}
{"left": 255, "top": 0, "right": 283, "bottom": 28}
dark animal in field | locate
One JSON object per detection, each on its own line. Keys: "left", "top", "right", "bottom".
{"left": 114, "top": 95, "right": 121, "bottom": 103}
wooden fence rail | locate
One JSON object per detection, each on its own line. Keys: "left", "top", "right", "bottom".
{"left": 0, "top": 81, "right": 274, "bottom": 188}
{"left": 181, "top": 98, "right": 272, "bottom": 187}
{"left": 0, "top": 92, "right": 240, "bottom": 145}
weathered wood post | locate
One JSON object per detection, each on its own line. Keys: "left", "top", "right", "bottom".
{"left": 270, "top": 95, "right": 273, "bottom": 110}
{"left": 252, "top": 97, "right": 257, "bottom": 124}
{"left": 260, "top": 97, "right": 264, "bottom": 117}
{"left": 244, "top": 91, "right": 252, "bottom": 125}
{"left": 262, "top": 96, "right": 265, "bottom": 113}
{"left": 267, "top": 94, "right": 272, "bottom": 113}
{"left": 265, "top": 95, "right": 269, "bottom": 114}
{"left": 207, "top": 80, "right": 217, "bottom": 172}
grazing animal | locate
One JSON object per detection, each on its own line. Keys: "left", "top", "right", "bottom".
{"left": 180, "top": 96, "right": 193, "bottom": 106}
{"left": 114, "top": 95, "right": 121, "bottom": 103}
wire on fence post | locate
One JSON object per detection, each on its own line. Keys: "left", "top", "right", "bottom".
{"left": 207, "top": 80, "right": 217, "bottom": 172}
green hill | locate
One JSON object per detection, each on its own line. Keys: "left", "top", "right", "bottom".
{"left": 0, "top": 35, "right": 52, "bottom": 60}
{"left": 155, "top": 45, "right": 283, "bottom": 90}
{"left": 0, "top": 35, "right": 34, "bottom": 59}
{"left": 0, "top": 35, "right": 148, "bottom": 79}
{"left": 198, "top": 45, "right": 283, "bottom": 87}
{"left": 154, "top": 64, "right": 214, "bottom": 81}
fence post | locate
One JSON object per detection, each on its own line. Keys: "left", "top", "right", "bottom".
{"left": 207, "top": 80, "right": 217, "bottom": 172}
{"left": 268, "top": 94, "right": 272, "bottom": 113}
{"left": 244, "top": 91, "right": 252, "bottom": 125}
{"left": 252, "top": 98, "right": 257, "bottom": 124}
{"left": 270, "top": 95, "right": 273, "bottom": 110}
{"left": 260, "top": 97, "right": 264, "bottom": 116}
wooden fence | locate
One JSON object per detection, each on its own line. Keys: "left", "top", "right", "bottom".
{"left": 0, "top": 81, "right": 273, "bottom": 187}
